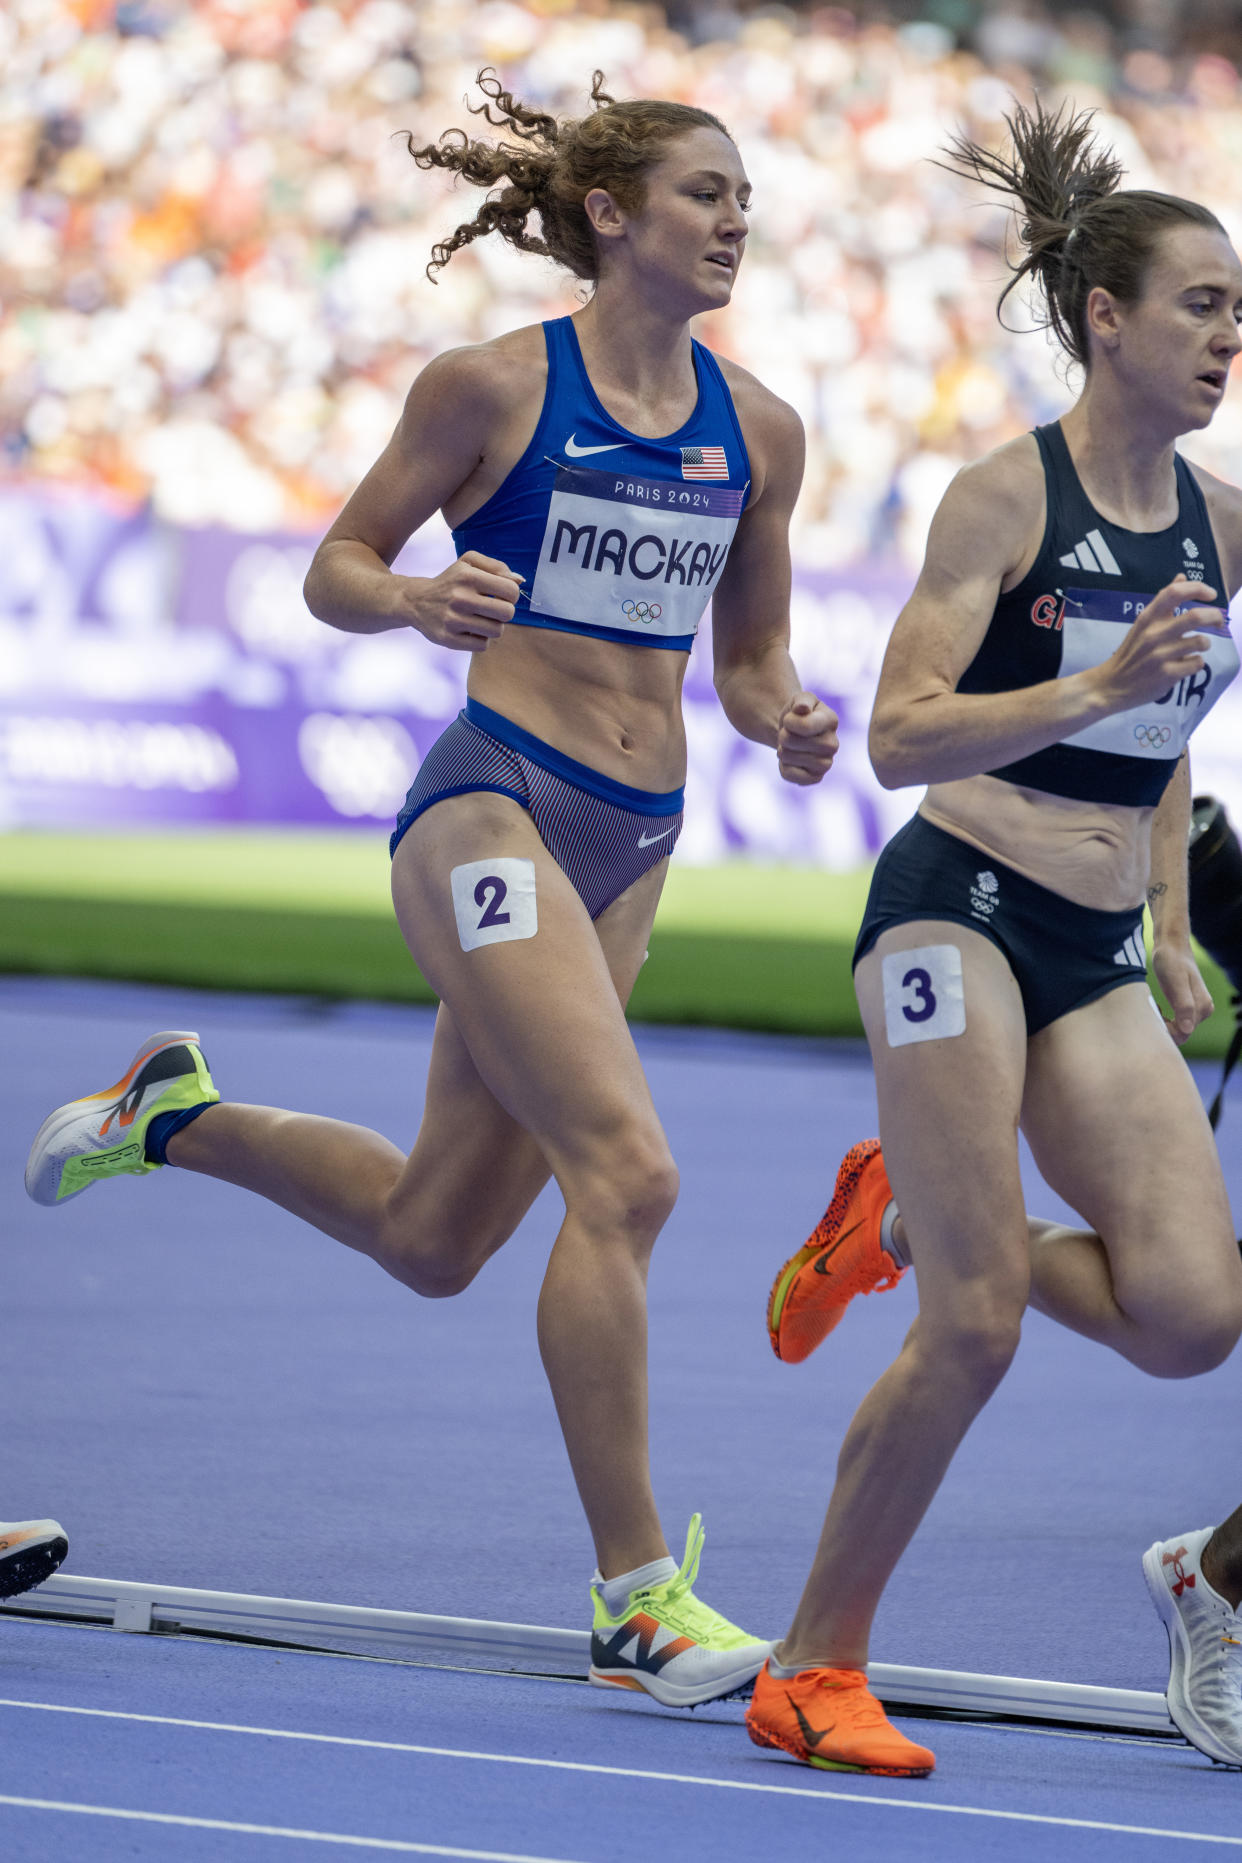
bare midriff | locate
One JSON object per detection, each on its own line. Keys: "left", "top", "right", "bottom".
{"left": 920, "top": 774, "right": 1153, "bottom": 912}
{"left": 466, "top": 621, "right": 689, "bottom": 793}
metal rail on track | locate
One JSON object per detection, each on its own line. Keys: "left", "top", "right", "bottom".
{"left": 0, "top": 1573, "right": 1177, "bottom": 1737}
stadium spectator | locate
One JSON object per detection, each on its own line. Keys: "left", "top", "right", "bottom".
{"left": 3, "top": 0, "right": 1242, "bottom": 559}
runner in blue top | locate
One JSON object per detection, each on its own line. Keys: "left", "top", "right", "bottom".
{"left": 25, "top": 71, "right": 838, "bottom": 1707}
{"left": 749, "top": 101, "right": 1242, "bottom": 1776}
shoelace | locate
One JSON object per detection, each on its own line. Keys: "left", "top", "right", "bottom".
{"left": 639, "top": 1516, "right": 751, "bottom": 1646}
{"left": 804, "top": 1671, "right": 889, "bottom": 1728}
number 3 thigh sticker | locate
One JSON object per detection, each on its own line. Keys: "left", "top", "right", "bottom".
{"left": 450, "top": 857, "right": 537, "bottom": 952}
{"left": 881, "top": 944, "right": 966, "bottom": 1047}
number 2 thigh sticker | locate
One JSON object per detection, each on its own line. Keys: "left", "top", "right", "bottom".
{"left": 881, "top": 944, "right": 966, "bottom": 1047}
{"left": 450, "top": 857, "right": 537, "bottom": 952}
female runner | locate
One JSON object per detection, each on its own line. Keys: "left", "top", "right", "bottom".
{"left": 751, "top": 101, "right": 1242, "bottom": 1773}
{"left": 25, "top": 73, "right": 838, "bottom": 1706}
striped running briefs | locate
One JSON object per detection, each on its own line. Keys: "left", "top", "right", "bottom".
{"left": 390, "top": 698, "right": 684, "bottom": 921}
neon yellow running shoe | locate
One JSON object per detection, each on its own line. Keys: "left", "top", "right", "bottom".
{"left": 589, "top": 1514, "right": 770, "bottom": 1707}
{"left": 25, "top": 1031, "right": 219, "bottom": 1207}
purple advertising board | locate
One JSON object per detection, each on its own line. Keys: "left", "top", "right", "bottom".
{"left": 7, "top": 488, "right": 1239, "bottom": 863}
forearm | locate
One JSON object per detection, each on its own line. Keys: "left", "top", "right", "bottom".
{"left": 714, "top": 637, "right": 804, "bottom": 745}
{"left": 869, "top": 671, "right": 1113, "bottom": 788}
{"left": 303, "top": 539, "right": 417, "bottom": 635}
{"left": 1147, "top": 753, "right": 1193, "bottom": 945}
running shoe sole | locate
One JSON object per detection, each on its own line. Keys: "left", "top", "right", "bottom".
{"left": 588, "top": 1650, "right": 768, "bottom": 1709}
{"left": 0, "top": 1523, "right": 69, "bottom": 1601}
{"left": 746, "top": 1715, "right": 932, "bottom": 1775}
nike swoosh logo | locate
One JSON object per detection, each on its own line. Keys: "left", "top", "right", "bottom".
{"left": 812, "top": 1219, "right": 862, "bottom": 1272}
{"left": 564, "top": 434, "right": 626, "bottom": 457}
{"left": 792, "top": 1699, "right": 837, "bottom": 1749}
{"left": 637, "top": 826, "right": 678, "bottom": 848}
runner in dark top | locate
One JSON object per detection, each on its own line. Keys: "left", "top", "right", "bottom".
{"left": 753, "top": 99, "right": 1242, "bottom": 1775}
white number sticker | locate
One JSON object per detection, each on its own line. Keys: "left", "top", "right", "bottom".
{"left": 881, "top": 944, "right": 966, "bottom": 1048}
{"left": 450, "top": 857, "right": 537, "bottom": 953}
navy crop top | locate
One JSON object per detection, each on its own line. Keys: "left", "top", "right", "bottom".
{"left": 957, "top": 421, "right": 1238, "bottom": 805}
{"left": 451, "top": 316, "right": 750, "bottom": 652}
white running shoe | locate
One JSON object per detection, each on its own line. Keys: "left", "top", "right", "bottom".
{"left": 25, "top": 1031, "right": 218, "bottom": 1207}
{"left": 0, "top": 1519, "right": 68, "bottom": 1599}
{"left": 1143, "top": 1526, "right": 1242, "bottom": 1766}
{"left": 588, "top": 1515, "right": 771, "bottom": 1708}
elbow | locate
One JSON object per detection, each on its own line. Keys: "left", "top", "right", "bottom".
{"left": 302, "top": 554, "right": 327, "bottom": 621}
{"left": 868, "top": 715, "right": 911, "bottom": 790}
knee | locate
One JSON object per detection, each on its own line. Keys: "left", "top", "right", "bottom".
{"left": 1132, "top": 1298, "right": 1242, "bottom": 1380}
{"left": 573, "top": 1129, "right": 680, "bottom": 1252}
{"left": 373, "top": 1206, "right": 501, "bottom": 1300}
{"left": 922, "top": 1297, "right": 1024, "bottom": 1397}
{"left": 402, "top": 1257, "right": 479, "bottom": 1300}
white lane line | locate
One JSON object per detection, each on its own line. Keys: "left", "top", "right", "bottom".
{"left": 0, "top": 1796, "right": 580, "bottom": 1861}
{"left": 0, "top": 1698, "right": 1234, "bottom": 1847}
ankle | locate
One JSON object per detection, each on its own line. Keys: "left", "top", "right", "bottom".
{"left": 771, "top": 1638, "right": 864, "bottom": 1677}
{"left": 881, "top": 1202, "right": 910, "bottom": 1269}
{"left": 1201, "top": 1533, "right": 1242, "bottom": 1611}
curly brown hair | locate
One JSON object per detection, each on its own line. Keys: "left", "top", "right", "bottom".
{"left": 404, "top": 70, "right": 731, "bottom": 283}
{"left": 945, "top": 98, "right": 1224, "bottom": 367}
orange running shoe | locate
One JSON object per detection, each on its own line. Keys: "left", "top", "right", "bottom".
{"left": 767, "top": 1139, "right": 906, "bottom": 1363}
{"left": 746, "top": 1660, "right": 935, "bottom": 1776}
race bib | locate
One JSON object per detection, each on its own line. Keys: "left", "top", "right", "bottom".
{"left": 1056, "top": 587, "right": 1238, "bottom": 760}
{"left": 450, "top": 858, "right": 537, "bottom": 953}
{"left": 881, "top": 944, "right": 966, "bottom": 1048}
{"left": 528, "top": 464, "right": 744, "bottom": 642}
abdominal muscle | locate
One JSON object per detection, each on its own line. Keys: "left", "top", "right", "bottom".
{"left": 465, "top": 617, "right": 689, "bottom": 793}
{"left": 920, "top": 774, "right": 1154, "bottom": 912}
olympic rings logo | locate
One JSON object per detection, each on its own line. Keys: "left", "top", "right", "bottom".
{"left": 621, "top": 600, "right": 662, "bottom": 625}
{"left": 1134, "top": 724, "right": 1173, "bottom": 747}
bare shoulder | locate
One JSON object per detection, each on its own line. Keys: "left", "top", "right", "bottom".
{"left": 921, "top": 433, "right": 1043, "bottom": 578}
{"left": 713, "top": 353, "right": 803, "bottom": 498}
{"left": 714, "top": 353, "right": 802, "bottom": 444}
{"left": 403, "top": 324, "right": 548, "bottom": 425}
{"left": 1185, "top": 458, "right": 1242, "bottom": 598}
{"left": 946, "top": 432, "right": 1042, "bottom": 525}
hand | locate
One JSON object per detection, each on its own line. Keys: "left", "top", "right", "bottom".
{"left": 397, "top": 550, "right": 523, "bottom": 651}
{"left": 1096, "top": 577, "right": 1228, "bottom": 713}
{"left": 1152, "top": 939, "right": 1215, "bottom": 1045}
{"left": 777, "top": 692, "right": 839, "bottom": 786}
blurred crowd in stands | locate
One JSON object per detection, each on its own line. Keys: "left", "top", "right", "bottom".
{"left": 6, "top": 0, "right": 1242, "bottom": 566}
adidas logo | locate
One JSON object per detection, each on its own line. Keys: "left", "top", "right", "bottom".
{"left": 1113, "top": 929, "right": 1146, "bottom": 969}
{"left": 1059, "top": 529, "right": 1121, "bottom": 575}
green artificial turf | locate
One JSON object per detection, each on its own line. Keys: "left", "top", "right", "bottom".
{"left": 0, "top": 830, "right": 1235, "bottom": 1057}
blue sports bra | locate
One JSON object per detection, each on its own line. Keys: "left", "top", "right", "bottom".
{"left": 957, "top": 422, "right": 1238, "bottom": 805}
{"left": 451, "top": 316, "right": 750, "bottom": 651}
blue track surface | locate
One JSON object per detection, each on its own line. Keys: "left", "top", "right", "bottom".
{"left": 3, "top": 975, "right": 1242, "bottom": 1858}
{"left": 0, "top": 1621, "right": 1237, "bottom": 1861}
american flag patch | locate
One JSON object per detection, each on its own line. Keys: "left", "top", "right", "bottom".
{"left": 681, "top": 445, "right": 729, "bottom": 481}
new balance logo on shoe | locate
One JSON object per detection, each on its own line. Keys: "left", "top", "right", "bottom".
{"left": 592, "top": 1613, "right": 694, "bottom": 1675}
{"left": 1059, "top": 529, "right": 1122, "bottom": 575}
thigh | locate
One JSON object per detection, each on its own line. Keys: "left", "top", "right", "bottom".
{"left": 391, "top": 790, "right": 669, "bottom": 1196}
{"left": 855, "top": 920, "right": 1032, "bottom": 1328}
{"left": 1022, "top": 984, "right": 1241, "bottom": 1320}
